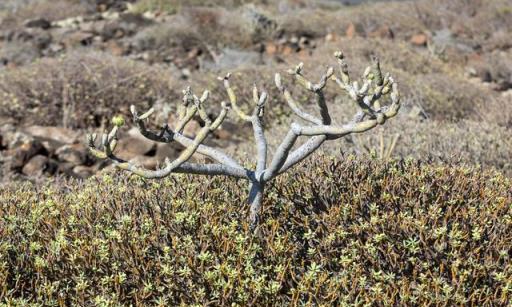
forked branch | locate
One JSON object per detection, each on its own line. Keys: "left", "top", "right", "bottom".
{"left": 87, "top": 51, "right": 401, "bottom": 230}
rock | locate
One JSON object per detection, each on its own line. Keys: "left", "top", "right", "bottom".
{"left": 30, "top": 29, "right": 53, "bottom": 50}
{"left": 96, "top": 0, "right": 131, "bottom": 12}
{"left": 22, "top": 126, "right": 82, "bottom": 155}
{"left": 23, "top": 126, "right": 81, "bottom": 145}
{"left": 115, "top": 127, "right": 156, "bottom": 160}
{"left": 22, "top": 155, "right": 57, "bottom": 176}
{"left": 10, "top": 140, "right": 46, "bottom": 170}
{"left": 72, "top": 165, "right": 94, "bottom": 178}
{"left": 25, "top": 18, "right": 51, "bottom": 30}
{"left": 410, "top": 33, "right": 428, "bottom": 46}
{"left": 408, "top": 106, "right": 427, "bottom": 120}
{"left": 56, "top": 143, "right": 88, "bottom": 165}
{"left": 492, "top": 80, "right": 512, "bottom": 92}
{"left": 47, "top": 43, "right": 65, "bottom": 54}
{"left": 0, "top": 125, "right": 26, "bottom": 149}
{"left": 22, "top": 155, "right": 47, "bottom": 176}
{"left": 62, "top": 30, "right": 95, "bottom": 48}
{"left": 100, "top": 12, "right": 152, "bottom": 41}
{"left": 475, "top": 68, "right": 493, "bottom": 83}
{"left": 52, "top": 16, "right": 84, "bottom": 30}
{"left": 57, "top": 162, "right": 76, "bottom": 176}
{"left": 214, "top": 128, "right": 233, "bottom": 141}
{"left": 155, "top": 143, "right": 180, "bottom": 162}
{"left": 369, "top": 25, "right": 394, "bottom": 39}
{"left": 129, "top": 155, "right": 158, "bottom": 170}
{"left": 325, "top": 33, "right": 338, "bottom": 42}
{"left": 182, "top": 120, "right": 201, "bottom": 138}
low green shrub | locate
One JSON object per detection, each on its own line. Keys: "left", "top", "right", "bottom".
{"left": 1, "top": 156, "right": 510, "bottom": 305}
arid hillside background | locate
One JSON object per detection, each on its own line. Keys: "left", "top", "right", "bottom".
{"left": 0, "top": 0, "right": 510, "bottom": 182}
{"left": 0, "top": 1, "right": 512, "bottom": 305}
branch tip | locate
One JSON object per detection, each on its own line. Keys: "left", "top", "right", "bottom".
{"left": 275, "top": 73, "right": 283, "bottom": 90}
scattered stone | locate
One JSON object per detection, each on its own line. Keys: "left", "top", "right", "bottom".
{"left": 472, "top": 67, "right": 492, "bottom": 83}
{"left": 182, "top": 120, "right": 201, "bottom": 138}
{"left": 155, "top": 143, "right": 180, "bottom": 162}
{"left": 115, "top": 127, "right": 156, "bottom": 160}
{"left": 128, "top": 155, "right": 158, "bottom": 170}
{"left": 72, "top": 165, "right": 95, "bottom": 178}
{"left": 10, "top": 140, "right": 46, "bottom": 170}
{"left": 56, "top": 144, "right": 88, "bottom": 165}
{"left": 25, "top": 18, "right": 51, "bottom": 30}
{"left": 52, "top": 16, "right": 84, "bottom": 30}
{"left": 62, "top": 30, "right": 94, "bottom": 48}
{"left": 214, "top": 129, "right": 233, "bottom": 141}
{"left": 410, "top": 33, "right": 428, "bottom": 46}
{"left": 325, "top": 33, "right": 338, "bottom": 42}
{"left": 0, "top": 125, "right": 33, "bottom": 149}
{"left": 100, "top": 12, "right": 152, "bottom": 41}
{"left": 23, "top": 126, "right": 81, "bottom": 145}
{"left": 242, "top": 5, "right": 277, "bottom": 41}
{"left": 22, "top": 155, "right": 50, "bottom": 176}
{"left": 22, "top": 155, "right": 58, "bottom": 176}
{"left": 57, "top": 162, "right": 76, "bottom": 176}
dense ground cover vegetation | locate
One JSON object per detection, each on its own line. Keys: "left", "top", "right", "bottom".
{"left": 1, "top": 156, "right": 511, "bottom": 305}
{"left": 0, "top": 0, "right": 511, "bottom": 304}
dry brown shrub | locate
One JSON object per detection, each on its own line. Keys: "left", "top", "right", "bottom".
{"left": 0, "top": 50, "right": 174, "bottom": 128}
{"left": 314, "top": 119, "right": 512, "bottom": 176}
{"left": 131, "top": 5, "right": 275, "bottom": 52}
{"left": 0, "top": 0, "right": 92, "bottom": 29}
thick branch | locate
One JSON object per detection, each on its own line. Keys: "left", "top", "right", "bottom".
{"left": 88, "top": 121, "right": 217, "bottom": 178}
{"left": 277, "top": 135, "right": 327, "bottom": 175}
{"left": 251, "top": 85, "right": 268, "bottom": 176}
{"left": 262, "top": 123, "right": 301, "bottom": 181}
{"left": 89, "top": 143, "right": 247, "bottom": 178}
{"left": 131, "top": 105, "right": 243, "bottom": 170}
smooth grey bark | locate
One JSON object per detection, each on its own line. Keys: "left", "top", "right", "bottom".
{"left": 248, "top": 181, "right": 264, "bottom": 230}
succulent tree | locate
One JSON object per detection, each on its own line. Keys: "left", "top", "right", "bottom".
{"left": 87, "top": 52, "right": 401, "bottom": 229}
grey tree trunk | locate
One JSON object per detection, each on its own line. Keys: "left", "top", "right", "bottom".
{"left": 248, "top": 181, "right": 265, "bottom": 230}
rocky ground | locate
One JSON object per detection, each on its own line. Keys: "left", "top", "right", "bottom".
{"left": 0, "top": 0, "right": 511, "bottom": 183}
